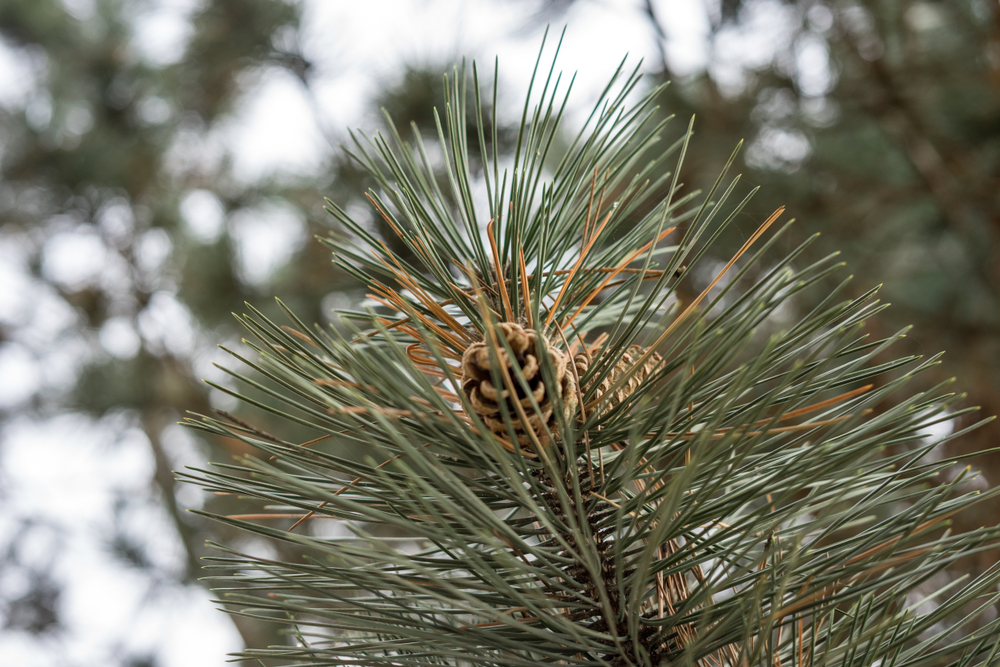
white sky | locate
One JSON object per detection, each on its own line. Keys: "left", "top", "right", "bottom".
{"left": 224, "top": 0, "right": 714, "bottom": 182}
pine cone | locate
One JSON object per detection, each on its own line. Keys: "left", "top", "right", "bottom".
{"left": 461, "top": 322, "right": 579, "bottom": 446}
{"left": 461, "top": 325, "right": 663, "bottom": 446}
{"left": 576, "top": 345, "right": 662, "bottom": 418}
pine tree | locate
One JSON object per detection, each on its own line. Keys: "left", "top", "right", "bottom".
{"left": 183, "top": 39, "right": 1000, "bottom": 666}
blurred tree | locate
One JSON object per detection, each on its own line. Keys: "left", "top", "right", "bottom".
{"left": 754, "top": 1, "right": 996, "bottom": 560}
{"left": 0, "top": 0, "right": 336, "bottom": 661}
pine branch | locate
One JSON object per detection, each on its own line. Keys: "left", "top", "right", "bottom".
{"left": 182, "top": 37, "right": 1000, "bottom": 667}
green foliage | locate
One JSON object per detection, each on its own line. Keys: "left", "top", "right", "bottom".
{"left": 185, "top": 39, "right": 1000, "bottom": 666}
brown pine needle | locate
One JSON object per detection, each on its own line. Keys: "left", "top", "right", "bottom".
{"left": 588, "top": 332, "right": 609, "bottom": 353}
{"left": 406, "top": 343, "right": 437, "bottom": 366}
{"left": 776, "top": 545, "right": 936, "bottom": 620}
{"left": 214, "top": 410, "right": 282, "bottom": 445}
{"left": 663, "top": 412, "right": 870, "bottom": 441}
{"left": 518, "top": 243, "right": 532, "bottom": 328}
{"left": 370, "top": 282, "right": 467, "bottom": 354}
{"left": 281, "top": 326, "right": 319, "bottom": 347}
{"left": 407, "top": 342, "right": 463, "bottom": 365}
{"left": 583, "top": 168, "right": 599, "bottom": 243}
{"left": 781, "top": 511, "right": 963, "bottom": 620}
{"left": 409, "top": 234, "right": 434, "bottom": 265}
{"left": 295, "top": 434, "right": 333, "bottom": 449}
{"left": 844, "top": 509, "right": 962, "bottom": 566}
{"left": 771, "top": 385, "right": 873, "bottom": 423}
{"left": 545, "top": 206, "right": 615, "bottom": 327}
{"left": 433, "top": 386, "right": 461, "bottom": 403}
{"left": 661, "top": 206, "right": 785, "bottom": 348}
{"left": 374, "top": 245, "right": 473, "bottom": 346}
{"left": 487, "top": 220, "right": 515, "bottom": 322}
{"left": 589, "top": 491, "right": 623, "bottom": 509}
{"left": 398, "top": 320, "right": 461, "bottom": 354}
{"left": 376, "top": 241, "right": 474, "bottom": 342}
{"left": 359, "top": 264, "right": 679, "bottom": 348}
{"left": 263, "top": 432, "right": 339, "bottom": 461}
{"left": 351, "top": 311, "right": 413, "bottom": 342}
{"left": 365, "top": 193, "right": 405, "bottom": 239}
{"left": 349, "top": 284, "right": 473, "bottom": 343}
{"left": 364, "top": 294, "right": 423, "bottom": 335}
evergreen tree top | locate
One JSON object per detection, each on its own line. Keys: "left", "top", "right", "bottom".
{"left": 183, "top": 33, "right": 1000, "bottom": 666}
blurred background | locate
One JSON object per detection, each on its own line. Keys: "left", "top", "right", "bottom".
{"left": 0, "top": 0, "right": 997, "bottom": 665}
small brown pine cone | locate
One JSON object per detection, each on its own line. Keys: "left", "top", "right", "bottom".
{"left": 461, "top": 323, "right": 578, "bottom": 446}
{"left": 575, "top": 345, "right": 661, "bottom": 417}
